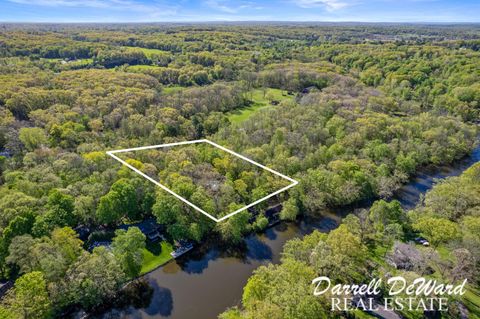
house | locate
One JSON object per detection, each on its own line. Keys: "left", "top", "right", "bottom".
{"left": 118, "top": 218, "right": 165, "bottom": 242}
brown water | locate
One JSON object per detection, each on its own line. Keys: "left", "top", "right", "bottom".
{"left": 96, "top": 146, "right": 480, "bottom": 319}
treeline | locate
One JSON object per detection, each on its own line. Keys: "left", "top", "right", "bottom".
{"left": 2, "top": 25, "right": 478, "bottom": 120}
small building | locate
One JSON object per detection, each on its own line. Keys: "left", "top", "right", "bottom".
{"left": 170, "top": 240, "right": 194, "bottom": 258}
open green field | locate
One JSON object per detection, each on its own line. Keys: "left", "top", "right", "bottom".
{"left": 228, "top": 88, "right": 293, "bottom": 123}
{"left": 140, "top": 241, "right": 174, "bottom": 275}
{"left": 124, "top": 46, "right": 168, "bottom": 58}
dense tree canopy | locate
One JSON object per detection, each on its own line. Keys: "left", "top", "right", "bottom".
{"left": 0, "top": 23, "right": 479, "bottom": 317}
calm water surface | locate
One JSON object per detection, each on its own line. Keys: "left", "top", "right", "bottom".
{"left": 98, "top": 145, "right": 480, "bottom": 319}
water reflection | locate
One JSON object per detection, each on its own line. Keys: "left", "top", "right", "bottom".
{"left": 176, "top": 249, "right": 221, "bottom": 274}
{"left": 144, "top": 283, "right": 173, "bottom": 317}
{"left": 244, "top": 236, "right": 273, "bottom": 261}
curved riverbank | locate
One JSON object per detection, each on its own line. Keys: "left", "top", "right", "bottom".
{"left": 95, "top": 145, "right": 480, "bottom": 319}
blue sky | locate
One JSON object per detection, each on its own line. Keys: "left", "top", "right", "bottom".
{"left": 0, "top": 0, "right": 479, "bottom": 23}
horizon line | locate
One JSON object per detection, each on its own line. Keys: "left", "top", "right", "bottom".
{"left": 1, "top": 21, "right": 480, "bottom": 24}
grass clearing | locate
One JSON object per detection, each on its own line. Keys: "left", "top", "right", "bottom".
{"left": 162, "top": 86, "right": 185, "bottom": 94}
{"left": 228, "top": 88, "right": 293, "bottom": 123}
{"left": 435, "top": 244, "right": 452, "bottom": 260}
{"left": 140, "top": 240, "right": 174, "bottom": 274}
{"left": 124, "top": 46, "right": 169, "bottom": 58}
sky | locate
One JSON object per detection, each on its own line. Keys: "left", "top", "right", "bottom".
{"left": 0, "top": 0, "right": 479, "bottom": 23}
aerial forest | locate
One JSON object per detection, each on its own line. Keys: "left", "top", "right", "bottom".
{"left": 0, "top": 23, "right": 479, "bottom": 318}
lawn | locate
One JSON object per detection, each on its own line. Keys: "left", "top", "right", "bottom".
{"left": 228, "top": 88, "right": 293, "bottom": 123}
{"left": 140, "top": 240, "right": 174, "bottom": 274}
{"left": 463, "top": 287, "right": 480, "bottom": 318}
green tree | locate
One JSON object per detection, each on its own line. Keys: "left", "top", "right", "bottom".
{"left": 461, "top": 216, "right": 480, "bottom": 258}
{"left": 19, "top": 127, "right": 48, "bottom": 151}
{"left": 369, "top": 200, "right": 405, "bottom": 240}
{"left": 111, "top": 179, "right": 139, "bottom": 220}
{"left": 66, "top": 247, "right": 126, "bottom": 309}
{"left": 50, "top": 227, "right": 83, "bottom": 265}
{"left": 6, "top": 235, "right": 37, "bottom": 275}
{"left": 383, "top": 223, "right": 404, "bottom": 255}
{"left": 7, "top": 271, "right": 52, "bottom": 319}
{"left": 242, "top": 260, "right": 325, "bottom": 319}
{"left": 192, "top": 71, "right": 210, "bottom": 86}
{"left": 111, "top": 227, "right": 146, "bottom": 278}
{"left": 217, "top": 210, "right": 250, "bottom": 244}
{"left": 33, "top": 190, "right": 77, "bottom": 236}
{"left": 413, "top": 217, "right": 459, "bottom": 248}
{"left": 279, "top": 198, "right": 299, "bottom": 221}
{"left": 152, "top": 193, "right": 183, "bottom": 225}
{"left": 96, "top": 191, "right": 123, "bottom": 225}
{"left": 0, "top": 211, "right": 35, "bottom": 276}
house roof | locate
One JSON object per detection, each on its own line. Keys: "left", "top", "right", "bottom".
{"left": 118, "top": 218, "right": 162, "bottom": 235}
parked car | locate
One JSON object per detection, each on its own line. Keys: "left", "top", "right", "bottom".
{"left": 414, "top": 237, "right": 430, "bottom": 246}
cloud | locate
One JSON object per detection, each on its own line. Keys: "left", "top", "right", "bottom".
{"left": 292, "top": 0, "right": 351, "bottom": 11}
{"left": 204, "top": 0, "right": 261, "bottom": 14}
{"left": 7, "top": 0, "right": 178, "bottom": 15}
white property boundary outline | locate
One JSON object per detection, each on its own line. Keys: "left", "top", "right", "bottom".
{"left": 106, "top": 139, "right": 298, "bottom": 223}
